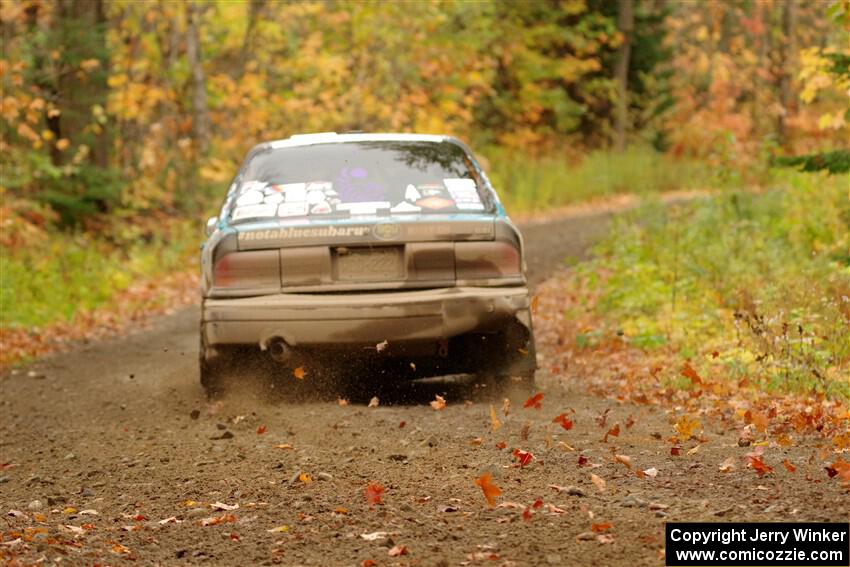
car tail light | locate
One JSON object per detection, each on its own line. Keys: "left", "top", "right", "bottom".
{"left": 455, "top": 241, "right": 521, "bottom": 280}
{"left": 213, "top": 250, "right": 280, "bottom": 289}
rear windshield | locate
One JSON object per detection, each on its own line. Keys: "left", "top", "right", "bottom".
{"left": 228, "top": 141, "right": 489, "bottom": 222}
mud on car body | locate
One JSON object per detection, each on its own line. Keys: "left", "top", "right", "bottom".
{"left": 199, "top": 133, "right": 536, "bottom": 396}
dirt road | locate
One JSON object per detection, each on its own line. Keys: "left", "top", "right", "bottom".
{"left": 1, "top": 208, "right": 845, "bottom": 566}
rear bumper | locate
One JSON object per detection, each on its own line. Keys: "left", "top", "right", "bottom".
{"left": 201, "top": 286, "right": 533, "bottom": 348}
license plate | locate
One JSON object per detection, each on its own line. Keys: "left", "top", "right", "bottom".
{"left": 334, "top": 246, "right": 404, "bottom": 281}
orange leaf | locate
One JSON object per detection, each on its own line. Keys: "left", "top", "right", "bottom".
{"left": 782, "top": 459, "right": 796, "bottom": 473}
{"left": 293, "top": 367, "right": 306, "bottom": 380}
{"left": 680, "top": 362, "right": 702, "bottom": 385}
{"left": 603, "top": 423, "right": 620, "bottom": 443}
{"left": 523, "top": 392, "right": 544, "bottom": 409}
{"left": 614, "top": 454, "right": 632, "bottom": 469}
{"left": 591, "top": 522, "right": 613, "bottom": 532}
{"left": 495, "top": 441, "right": 507, "bottom": 449}
{"left": 257, "top": 425, "right": 266, "bottom": 435}
{"left": 553, "top": 413, "right": 573, "bottom": 430}
{"left": 489, "top": 405, "right": 502, "bottom": 432}
{"left": 747, "top": 455, "right": 773, "bottom": 476}
{"left": 430, "top": 395, "right": 446, "bottom": 410}
{"left": 745, "top": 410, "right": 769, "bottom": 433}
{"left": 361, "top": 561, "right": 377, "bottom": 567}
{"left": 365, "top": 482, "right": 385, "bottom": 506}
{"left": 388, "top": 545, "right": 408, "bottom": 557}
{"left": 474, "top": 472, "right": 502, "bottom": 508}
{"left": 670, "top": 446, "right": 682, "bottom": 456}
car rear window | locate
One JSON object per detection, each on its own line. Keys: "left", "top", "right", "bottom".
{"left": 228, "top": 141, "right": 489, "bottom": 222}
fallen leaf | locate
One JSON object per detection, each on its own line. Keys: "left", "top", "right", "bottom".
{"left": 362, "top": 560, "right": 378, "bottom": 567}
{"left": 826, "top": 457, "right": 850, "bottom": 485}
{"left": 625, "top": 414, "right": 636, "bottom": 428}
{"left": 361, "top": 531, "right": 388, "bottom": 541}
{"left": 502, "top": 398, "right": 510, "bottom": 416}
{"left": 603, "top": 423, "right": 620, "bottom": 443}
{"left": 274, "top": 443, "right": 294, "bottom": 450}
{"left": 365, "top": 482, "right": 385, "bottom": 506}
{"left": 201, "top": 514, "right": 236, "bottom": 526}
{"left": 299, "top": 472, "right": 312, "bottom": 484}
{"left": 430, "top": 395, "right": 446, "bottom": 410}
{"left": 469, "top": 437, "right": 483, "bottom": 446}
{"left": 747, "top": 455, "right": 774, "bottom": 476}
{"left": 590, "top": 473, "right": 606, "bottom": 492}
{"left": 512, "top": 449, "right": 534, "bottom": 468}
{"left": 595, "top": 408, "right": 610, "bottom": 428}
{"left": 267, "top": 525, "right": 289, "bottom": 533}
{"left": 211, "top": 502, "right": 239, "bottom": 511}
{"left": 670, "top": 446, "right": 682, "bottom": 456}
{"left": 597, "top": 534, "right": 615, "bottom": 544}
{"left": 399, "top": 420, "right": 406, "bottom": 428}
{"left": 687, "top": 445, "right": 701, "bottom": 456}
{"left": 293, "top": 366, "right": 307, "bottom": 380}
{"left": 229, "top": 532, "right": 240, "bottom": 541}
{"left": 553, "top": 413, "right": 574, "bottom": 430}
{"left": 681, "top": 362, "right": 702, "bottom": 385}
{"left": 111, "top": 542, "right": 131, "bottom": 554}
{"left": 640, "top": 467, "right": 659, "bottom": 478}
{"left": 782, "top": 459, "right": 796, "bottom": 473}
{"left": 591, "top": 522, "right": 613, "bottom": 532}
{"left": 334, "top": 507, "right": 348, "bottom": 514}
{"left": 578, "top": 455, "right": 590, "bottom": 467}
{"left": 474, "top": 472, "right": 502, "bottom": 507}
{"left": 489, "top": 404, "right": 502, "bottom": 432}
{"left": 719, "top": 457, "right": 736, "bottom": 472}
{"left": 158, "top": 516, "right": 181, "bottom": 524}
{"left": 745, "top": 410, "right": 769, "bottom": 433}
{"left": 614, "top": 454, "right": 632, "bottom": 469}
{"left": 375, "top": 340, "right": 388, "bottom": 352}
{"left": 495, "top": 441, "right": 507, "bottom": 449}
{"left": 522, "top": 507, "right": 534, "bottom": 521}
{"left": 337, "top": 398, "right": 349, "bottom": 406}
{"left": 388, "top": 544, "right": 408, "bottom": 557}
{"left": 368, "top": 396, "right": 380, "bottom": 408}
{"left": 523, "top": 392, "right": 544, "bottom": 409}
{"left": 674, "top": 415, "right": 700, "bottom": 441}
{"left": 257, "top": 425, "right": 266, "bottom": 435}
{"left": 532, "top": 498, "right": 544, "bottom": 509}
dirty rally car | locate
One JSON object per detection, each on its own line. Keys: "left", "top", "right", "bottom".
{"left": 199, "top": 133, "right": 536, "bottom": 396}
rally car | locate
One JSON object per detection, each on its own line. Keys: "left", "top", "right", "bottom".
{"left": 199, "top": 133, "right": 536, "bottom": 396}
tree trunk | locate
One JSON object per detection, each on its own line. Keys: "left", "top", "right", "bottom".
{"left": 238, "top": 0, "right": 265, "bottom": 78}
{"left": 186, "top": 1, "right": 210, "bottom": 155}
{"left": 777, "top": 0, "right": 796, "bottom": 146}
{"left": 55, "top": 0, "right": 111, "bottom": 168}
{"left": 614, "top": 0, "right": 634, "bottom": 152}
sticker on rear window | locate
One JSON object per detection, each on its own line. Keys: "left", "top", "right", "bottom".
{"left": 405, "top": 184, "right": 422, "bottom": 201}
{"left": 277, "top": 202, "right": 309, "bottom": 217}
{"left": 236, "top": 190, "right": 264, "bottom": 206}
{"left": 240, "top": 180, "right": 267, "bottom": 193}
{"left": 416, "top": 196, "right": 454, "bottom": 210}
{"left": 391, "top": 201, "right": 421, "bottom": 213}
{"left": 444, "top": 178, "right": 482, "bottom": 208}
{"left": 232, "top": 203, "right": 278, "bottom": 220}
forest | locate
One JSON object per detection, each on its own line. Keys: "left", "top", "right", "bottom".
{"left": 1, "top": 0, "right": 848, "bottom": 380}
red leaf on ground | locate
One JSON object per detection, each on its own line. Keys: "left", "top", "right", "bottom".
{"left": 365, "top": 482, "right": 385, "bottom": 506}
{"left": 670, "top": 447, "right": 682, "bottom": 456}
{"left": 747, "top": 455, "right": 774, "bottom": 476}
{"left": 474, "top": 472, "right": 502, "bottom": 508}
{"left": 522, "top": 507, "right": 533, "bottom": 521}
{"left": 625, "top": 414, "right": 635, "bottom": 428}
{"left": 495, "top": 441, "right": 507, "bottom": 449}
{"left": 592, "top": 522, "right": 613, "bottom": 532}
{"left": 827, "top": 457, "right": 850, "bottom": 485}
{"left": 578, "top": 455, "right": 590, "bottom": 467}
{"left": 782, "top": 459, "right": 796, "bottom": 473}
{"left": 553, "top": 413, "right": 574, "bottom": 430}
{"left": 399, "top": 420, "right": 406, "bottom": 428}
{"left": 512, "top": 448, "right": 534, "bottom": 467}
{"left": 523, "top": 392, "right": 544, "bottom": 409}
{"left": 532, "top": 498, "right": 544, "bottom": 509}
{"left": 361, "top": 561, "right": 377, "bottom": 567}
{"left": 595, "top": 408, "right": 610, "bottom": 428}
{"left": 257, "top": 425, "right": 266, "bottom": 435}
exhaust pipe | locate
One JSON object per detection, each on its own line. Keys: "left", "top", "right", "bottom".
{"left": 268, "top": 338, "right": 292, "bottom": 364}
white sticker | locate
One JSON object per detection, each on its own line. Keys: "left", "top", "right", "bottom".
{"left": 405, "top": 184, "right": 421, "bottom": 201}
{"left": 263, "top": 193, "right": 284, "bottom": 205}
{"left": 232, "top": 203, "right": 278, "bottom": 220}
{"left": 390, "top": 201, "right": 421, "bottom": 213}
{"left": 311, "top": 201, "right": 332, "bottom": 214}
{"left": 236, "top": 190, "right": 264, "bottom": 206}
{"left": 240, "top": 180, "right": 267, "bottom": 193}
{"left": 306, "top": 181, "right": 333, "bottom": 192}
{"left": 336, "top": 201, "right": 391, "bottom": 211}
{"left": 277, "top": 202, "right": 309, "bottom": 217}
{"left": 456, "top": 202, "right": 486, "bottom": 211}
{"left": 444, "top": 178, "right": 482, "bottom": 206}
{"left": 307, "top": 190, "right": 326, "bottom": 204}
{"left": 279, "top": 183, "right": 307, "bottom": 202}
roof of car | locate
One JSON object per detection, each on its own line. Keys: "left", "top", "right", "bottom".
{"left": 265, "top": 132, "right": 451, "bottom": 150}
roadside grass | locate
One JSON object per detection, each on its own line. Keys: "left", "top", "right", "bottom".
{"left": 573, "top": 169, "right": 850, "bottom": 398}
{"left": 487, "top": 146, "right": 720, "bottom": 214}
{"left": 0, "top": 219, "right": 200, "bottom": 330}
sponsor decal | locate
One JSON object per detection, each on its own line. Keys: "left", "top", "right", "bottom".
{"left": 235, "top": 190, "right": 264, "bottom": 206}
{"left": 372, "top": 222, "right": 401, "bottom": 240}
{"left": 307, "top": 190, "right": 326, "bottom": 204}
{"left": 390, "top": 201, "right": 421, "bottom": 213}
{"left": 457, "top": 202, "right": 485, "bottom": 211}
{"left": 279, "top": 182, "right": 307, "bottom": 202}
{"left": 305, "top": 181, "right": 333, "bottom": 192}
{"left": 262, "top": 193, "right": 284, "bottom": 205}
{"left": 416, "top": 196, "right": 454, "bottom": 210}
{"left": 231, "top": 203, "right": 278, "bottom": 221}
{"left": 240, "top": 180, "right": 267, "bottom": 193}
{"left": 239, "top": 225, "right": 372, "bottom": 241}
{"left": 277, "top": 202, "right": 310, "bottom": 217}
{"left": 405, "top": 184, "right": 421, "bottom": 201}
{"left": 310, "top": 201, "right": 332, "bottom": 215}
{"left": 444, "top": 177, "right": 483, "bottom": 208}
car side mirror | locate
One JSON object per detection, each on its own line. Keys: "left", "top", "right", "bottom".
{"left": 205, "top": 216, "right": 218, "bottom": 236}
